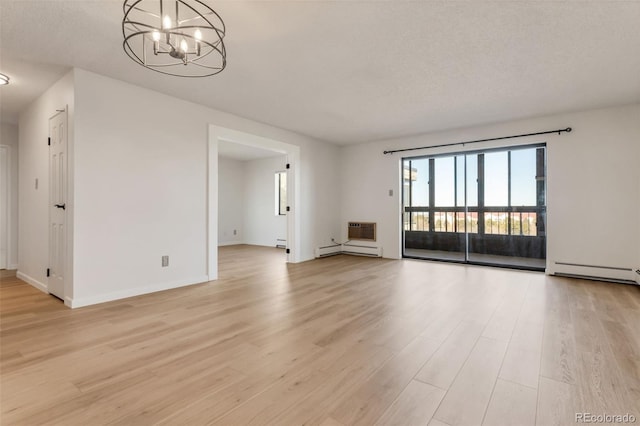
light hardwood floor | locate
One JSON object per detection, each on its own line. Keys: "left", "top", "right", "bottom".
{"left": 1, "top": 245, "right": 639, "bottom": 425}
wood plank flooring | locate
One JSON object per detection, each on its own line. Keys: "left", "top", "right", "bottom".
{"left": 1, "top": 245, "right": 639, "bottom": 425}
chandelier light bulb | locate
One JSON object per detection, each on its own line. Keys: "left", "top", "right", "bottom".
{"left": 180, "top": 39, "right": 188, "bottom": 52}
{"left": 194, "top": 29, "right": 202, "bottom": 56}
{"left": 163, "top": 15, "right": 172, "bottom": 29}
{"left": 152, "top": 30, "right": 161, "bottom": 42}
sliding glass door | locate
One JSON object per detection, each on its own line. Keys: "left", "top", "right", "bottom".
{"left": 402, "top": 144, "right": 546, "bottom": 270}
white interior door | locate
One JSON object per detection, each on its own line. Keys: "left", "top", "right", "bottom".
{"left": 0, "top": 146, "right": 8, "bottom": 269}
{"left": 49, "top": 111, "right": 67, "bottom": 299}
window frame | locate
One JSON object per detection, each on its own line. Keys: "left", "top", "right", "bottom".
{"left": 275, "top": 171, "right": 287, "bottom": 216}
{"left": 402, "top": 143, "right": 545, "bottom": 237}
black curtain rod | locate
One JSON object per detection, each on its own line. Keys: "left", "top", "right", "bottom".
{"left": 383, "top": 127, "right": 572, "bottom": 155}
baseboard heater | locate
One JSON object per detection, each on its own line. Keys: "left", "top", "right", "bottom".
{"left": 315, "top": 243, "right": 383, "bottom": 258}
{"left": 315, "top": 222, "right": 383, "bottom": 258}
{"left": 553, "top": 261, "right": 639, "bottom": 285}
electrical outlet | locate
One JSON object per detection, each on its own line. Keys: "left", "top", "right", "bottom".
{"left": 233, "top": 229, "right": 237, "bottom": 235}
{"left": 161, "top": 255, "right": 169, "bottom": 267}
{"left": 388, "top": 189, "right": 393, "bottom": 196}
{"left": 35, "top": 178, "right": 38, "bottom": 190}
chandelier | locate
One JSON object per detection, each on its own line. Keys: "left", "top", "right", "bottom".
{"left": 122, "top": 0, "right": 226, "bottom": 77}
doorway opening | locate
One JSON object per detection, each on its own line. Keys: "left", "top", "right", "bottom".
{"left": 207, "top": 125, "right": 300, "bottom": 281}
{"left": 402, "top": 143, "right": 546, "bottom": 270}
{"left": 218, "top": 140, "right": 288, "bottom": 251}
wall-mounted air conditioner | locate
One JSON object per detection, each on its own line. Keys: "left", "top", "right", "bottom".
{"left": 348, "top": 222, "right": 376, "bottom": 242}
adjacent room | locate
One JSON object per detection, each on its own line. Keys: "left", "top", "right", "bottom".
{"left": 217, "top": 138, "right": 290, "bottom": 258}
{"left": 1, "top": 1, "right": 639, "bottom": 425}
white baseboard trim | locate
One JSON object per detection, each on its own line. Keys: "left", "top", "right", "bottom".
{"left": 16, "top": 271, "right": 48, "bottom": 294}
{"left": 7, "top": 264, "right": 18, "bottom": 270}
{"left": 218, "top": 241, "right": 244, "bottom": 247}
{"left": 244, "top": 242, "right": 284, "bottom": 248}
{"left": 67, "top": 275, "right": 210, "bottom": 309}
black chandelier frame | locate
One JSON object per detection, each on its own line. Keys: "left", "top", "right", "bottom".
{"left": 122, "top": 0, "right": 226, "bottom": 77}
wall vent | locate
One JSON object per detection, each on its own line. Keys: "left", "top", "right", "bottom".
{"left": 348, "top": 222, "right": 376, "bottom": 242}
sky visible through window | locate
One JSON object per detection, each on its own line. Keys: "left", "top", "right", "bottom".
{"left": 406, "top": 148, "right": 537, "bottom": 207}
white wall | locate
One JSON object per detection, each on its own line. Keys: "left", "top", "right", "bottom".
{"left": 218, "top": 156, "right": 244, "bottom": 246}
{"left": 243, "top": 155, "right": 287, "bottom": 247}
{"left": 340, "top": 103, "right": 640, "bottom": 282}
{"left": 71, "top": 68, "right": 341, "bottom": 307}
{"left": 545, "top": 105, "right": 639, "bottom": 283}
{"left": 15, "top": 65, "right": 639, "bottom": 307}
{"left": 17, "top": 71, "right": 74, "bottom": 295}
{"left": 0, "top": 123, "right": 19, "bottom": 269}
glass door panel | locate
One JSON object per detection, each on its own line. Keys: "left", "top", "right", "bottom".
{"left": 467, "top": 147, "right": 545, "bottom": 269}
{"left": 403, "top": 154, "right": 466, "bottom": 262}
{"left": 403, "top": 158, "right": 429, "bottom": 233}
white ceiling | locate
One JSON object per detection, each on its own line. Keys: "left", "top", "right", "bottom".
{"left": 218, "top": 138, "right": 284, "bottom": 161}
{"left": 1, "top": 1, "right": 639, "bottom": 143}
{"left": 0, "top": 58, "right": 70, "bottom": 124}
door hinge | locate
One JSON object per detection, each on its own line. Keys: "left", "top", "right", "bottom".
{"left": 286, "top": 163, "right": 290, "bottom": 169}
{"left": 286, "top": 206, "right": 290, "bottom": 212}
{"left": 286, "top": 249, "right": 290, "bottom": 254}
{"left": 46, "top": 268, "right": 50, "bottom": 277}
{"left": 48, "top": 137, "right": 51, "bottom": 146}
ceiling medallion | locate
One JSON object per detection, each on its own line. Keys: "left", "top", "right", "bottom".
{"left": 122, "top": 0, "right": 226, "bottom": 77}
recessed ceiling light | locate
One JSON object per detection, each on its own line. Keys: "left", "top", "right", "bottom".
{"left": 0, "top": 73, "right": 9, "bottom": 85}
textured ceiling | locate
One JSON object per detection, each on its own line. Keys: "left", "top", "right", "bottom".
{"left": 1, "top": 1, "right": 639, "bottom": 143}
{"left": 0, "top": 58, "right": 69, "bottom": 124}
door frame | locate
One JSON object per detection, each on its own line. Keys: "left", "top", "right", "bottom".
{"left": 207, "top": 125, "right": 301, "bottom": 281}
{"left": 0, "top": 145, "right": 9, "bottom": 269}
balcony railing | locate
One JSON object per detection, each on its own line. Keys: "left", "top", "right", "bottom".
{"left": 403, "top": 206, "right": 544, "bottom": 237}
